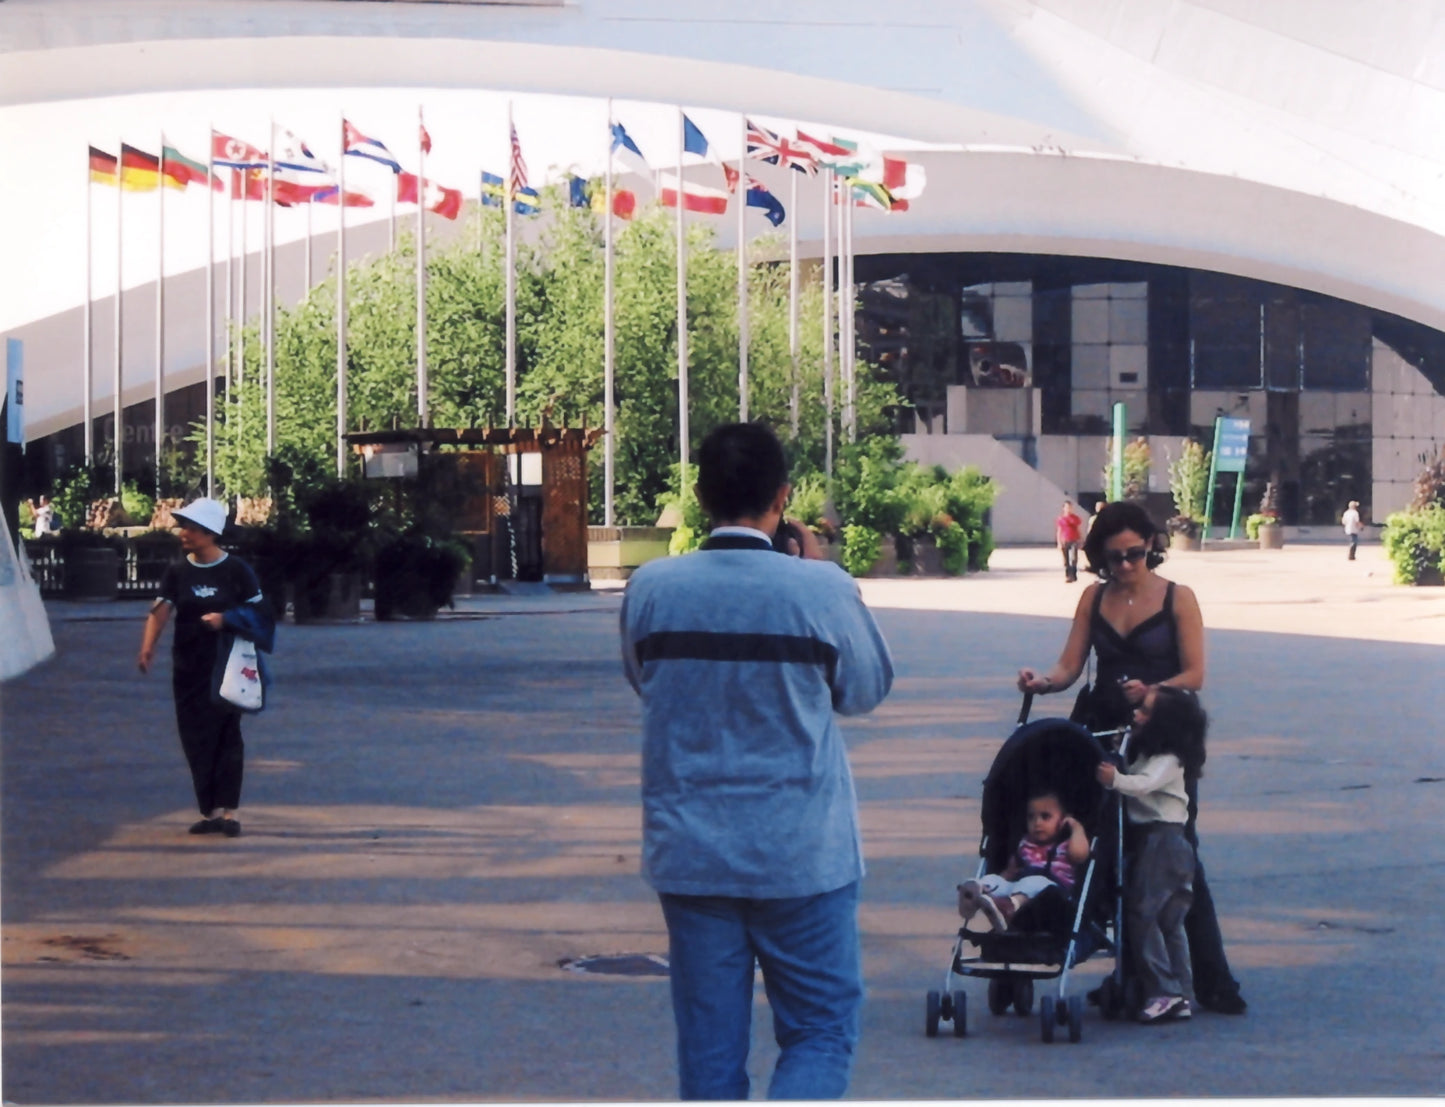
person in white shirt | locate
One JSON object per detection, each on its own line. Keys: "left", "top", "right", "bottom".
{"left": 1097, "top": 685, "right": 1208, "bottom": 1023}
{"left": 1341, "top": 501, "right": 1363, "bottom": 561}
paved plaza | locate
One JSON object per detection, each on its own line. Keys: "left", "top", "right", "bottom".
{"left": 2, "top": 543, "right": 1443, "bottom": 1102}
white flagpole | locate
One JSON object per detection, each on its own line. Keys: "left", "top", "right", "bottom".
{"left": 416, "top": 104, "right": 428, "bottom": 427}
{"left": 83, "top": 149, "right": 94, "bottom": 466}
{"left": 789, "top": 169, "right": 799, "bottom": 438}
{"left": 155, "top": 134, "right": 166, "bottom": 497}
{"left": 603, "top": 98, "right": 616, "bottom": 528}
{"left": 224, "top": 161, "right": 233, "bottom": 402}
{"left": 736, "top": 115, "right": 748, "bottom": 423}
{"left": 304, "top": 198, "right": 312, "bottom": 291}
{"left": 205, "top": 135, "right": 215, "bottom": 496}
{"left": 505, "top": 99, "right": 517, "bottom": 425}
{"left": 265, "top": 118, "right": 276, "bottom": 456}
{"left": 845, "top": 192, "right": 856, "bottom": 442}
{"left": 676, "top": 107, "right": 689, "bottom": 492}
{"left": 822, "top": 168, "right": 833, "bottom": 478}
{"left": 835, "top": 179, "right": 847, "bottom": 444}
{"left": 113, "top": 139, "right": 123, "bottom": 496}
{"left": 238, "top": 169, "right": 246, "bottom": 401}
{"left": 336, "top": 115, "right": 348, "bottom": 477}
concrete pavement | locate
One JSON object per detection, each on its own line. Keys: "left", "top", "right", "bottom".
{"left": 2, "top": 544, "right": 1442, "bottom": 1102}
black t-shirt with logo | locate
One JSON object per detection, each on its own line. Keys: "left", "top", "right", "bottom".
{"left": 157, "top": 554, "right": 262, "bottom": 684}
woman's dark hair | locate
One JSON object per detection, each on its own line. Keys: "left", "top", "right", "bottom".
{"left": 696, "top": 422, "right": 789, "bottom": 522}
{"left": 1130, "top": 686, "right": 1207, "bottom": 780}
{"left": 1082, "top": 500, "right": 1166, "bottom": 577}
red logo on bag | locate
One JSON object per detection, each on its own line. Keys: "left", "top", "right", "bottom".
{"left": 241, "top": 666, "right": 258, "bottom": 681}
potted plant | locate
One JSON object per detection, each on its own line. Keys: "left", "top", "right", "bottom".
{"left": 1251, "top": 481, "right": 1284, "bottom": 549}
{"left": 289, "top": 478, "right": 371, "bottom": 622}
{"left": 58, "top": 527, "right": 124, "bottom": 601}
{"left": 1167, "top": 440, "right": 1210, "bottom": 551}
{"left": 373, "top": 532, "right": 468, "bottom": 620}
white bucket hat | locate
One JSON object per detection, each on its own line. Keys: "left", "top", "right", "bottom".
{"left": 172, "top": 497, "right": 228, "bottom": 536}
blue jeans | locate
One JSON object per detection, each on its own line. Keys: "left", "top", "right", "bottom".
{"left": 658, "top": 881, "right": 862, "bottom": 1100}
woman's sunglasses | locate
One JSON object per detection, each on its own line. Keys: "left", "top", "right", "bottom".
{"left": 1105, "top": 545, "right": 1148, "bottom": 567}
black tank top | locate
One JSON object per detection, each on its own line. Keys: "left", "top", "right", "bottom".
{"left": 1085, "top": 581, "right": 1181, "bottom": 728}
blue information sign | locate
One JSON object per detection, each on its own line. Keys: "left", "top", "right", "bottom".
{"left": 1214, "top": 416, "right": 1250, "bottom": 473}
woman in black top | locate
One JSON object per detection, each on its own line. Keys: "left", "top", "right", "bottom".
{"left": 138, "top": 498, "right": 263, "bottom": 838}
{"left": 1015, "top": 501, "right": 1246, "bottom": 1014}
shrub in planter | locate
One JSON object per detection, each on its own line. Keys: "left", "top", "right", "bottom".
{"left": 374, "top": 534, "right": 468, "bottom": 620}
{"left": 1382, "top": 505, "right": 1445, "bottom": 585}
{"left": 58, "top": 528, "right": 125, "bottom": 600}
{"left": 840, "top": 524, "right": 883, "bottom": 578}
{"left": 935, "top": 521, "right": 969, "bottom": 575}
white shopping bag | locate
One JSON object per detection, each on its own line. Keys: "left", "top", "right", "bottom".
{"left": 216, "top": 635, "right": 265, "bottom": 712}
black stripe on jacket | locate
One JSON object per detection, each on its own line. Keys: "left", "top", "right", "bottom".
{"left": 634, "top": 631, "right": 838, "bottom": 684}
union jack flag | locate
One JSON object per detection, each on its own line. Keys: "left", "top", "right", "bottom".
{"left": 745, "top": 120, "right": 817, "bottom": 175}
{"left": 509, "top": 123, "right": 529, "bottom": 199}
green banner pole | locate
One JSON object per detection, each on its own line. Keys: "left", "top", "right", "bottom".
{"left": 1111, "top": 402, "right": 1126, "bottom": 501}
{"left": 1229, "top": 468, "right": 1247, "bottom": 539}
{"left": 1201, "top": 417, "right": 1223, "bottom": 542}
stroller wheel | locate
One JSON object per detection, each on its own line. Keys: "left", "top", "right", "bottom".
{"left": 925, "top": 990, "right": 941, "bottom": 1038}
{"left": 1039, "top": 995, "right": 1056, "bottom": 1043}
{"left": 987, "top": 977, "right": 1012, "bottom": 1016}
{"left": 1067, "top": 994, "right": 1084, "bottom": 1043}
{"left": 951, "top": 990, "right": 968, "bottom": 1037}
{"left": 1013, "top": 978, "right": 1035, "bottom": 1016}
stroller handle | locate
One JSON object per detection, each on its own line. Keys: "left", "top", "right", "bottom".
{"left": 1017, "top": 690, "right": 1035, "bottom": 725}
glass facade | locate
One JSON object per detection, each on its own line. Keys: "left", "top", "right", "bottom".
{"left": 856, "top": 254, "right": 1445, "bottom": 525}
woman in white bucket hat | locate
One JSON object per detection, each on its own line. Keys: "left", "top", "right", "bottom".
{"left": 137, "top": 497, "right": 264, "bottom": 838}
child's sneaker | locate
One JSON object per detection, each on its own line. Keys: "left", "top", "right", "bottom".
{"left": 978, "top": 894, "right": 1015, "bottom": 931}
{"left": 1138, "top": 995, "right": 1187, "bottom": 1023}
{"left": 1170, "top": 999, "right": 1192, "bottom": 1020}
{"left": 956, "top": 881, "right": 984, "bottom": 919}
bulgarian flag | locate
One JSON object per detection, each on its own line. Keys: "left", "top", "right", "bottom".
{"left": 162, "top": 145, "right": 223, "bottom": 192}
{"left": 120, "top": 144, "right": 184, "bottom": 191}
{"left": 89, "top": 145, "right": 117, "bottom": 184}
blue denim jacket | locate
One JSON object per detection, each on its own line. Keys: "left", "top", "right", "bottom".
{"left": 622, "top": 534, "right": 893, "bottom": 898}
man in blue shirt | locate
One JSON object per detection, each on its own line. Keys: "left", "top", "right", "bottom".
{"left": 622, "top": 423, "right": 894, "bottom": 1100}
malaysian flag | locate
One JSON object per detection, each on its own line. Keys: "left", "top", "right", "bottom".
{"left": 745, "top": 120, "right": 817, "bottom": 175}
{"left": 508, "top": 123, "right": 528, "bottom": 201}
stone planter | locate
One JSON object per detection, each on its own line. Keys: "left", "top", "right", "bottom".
{"left": 1258, "top": 523, "right": 1284, "bottom": 550}
{"left": 291, "top": 571, "right": 363, "bottom": 623}
{"left": 63, "top": 547, "right": 119, "bottom": 601}
{"left": 909, "top": 535, "right": 945, "bottom": 576}
{"left": 374, "top": 572, "right": 443, "bottom": 621}
{"left": 588, "top": 526, "right": 673, "bottom": 581}
{"left": 865, "top": 535, "right": 900, "bottom": 578}
{"left": 1171, "top": 533, "right": 1202, "bottom": 552}
{"left": 1417, "top": 566, "right": 1444, "bottom": 587}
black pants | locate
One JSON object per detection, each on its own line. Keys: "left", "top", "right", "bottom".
{"left": 1182, "top": 785, "right": 1240, "bottom": 1002}
{"left": 174, "top": 676, "right": 245, "bottom": 815}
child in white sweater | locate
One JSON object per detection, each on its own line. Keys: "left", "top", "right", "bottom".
{"left": 1097, "top": 685, "right": 1208, "bottom": 1023}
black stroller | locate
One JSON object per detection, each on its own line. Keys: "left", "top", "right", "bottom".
{"left": 924, "top": 693, "right": 1132, "bottom": 1043}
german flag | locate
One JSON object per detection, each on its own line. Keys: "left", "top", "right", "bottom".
{"left": 120, "top": 143, "right": 184, "bottom": 191}
{"left": 161, "top": 145, "right": 222, "bottom": 191}
{"left": 89, "top": 145, "right": 117, "bottom": 185}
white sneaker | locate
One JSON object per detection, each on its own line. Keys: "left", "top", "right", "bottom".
{"left": 1139, "top": 995, "right": 1187, "bottom": 1023}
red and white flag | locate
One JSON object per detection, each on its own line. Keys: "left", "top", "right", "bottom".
{"left": 213, "top": 133, "right": 268, "bottom": 170}
{"left": 419, "top": 121, "right": 432, "bottom": 156}
{"left": 659, "top": 173, "right": 729, "bottom": 215}
{"left": 397, "top": 171, "right": 461, "bottom": 220}
{"left": 508, "top": 123, "right": 528, "bottom": 199}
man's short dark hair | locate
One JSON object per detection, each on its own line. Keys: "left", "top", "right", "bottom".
{"left": 696, "top": 422, "right": 789, "bottom": 522}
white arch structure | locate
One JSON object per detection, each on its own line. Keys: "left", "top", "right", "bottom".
{"left": 3, "top": 0, "right": 1443, "bottom": 461}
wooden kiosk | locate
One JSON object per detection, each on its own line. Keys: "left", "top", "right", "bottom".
{"left": 348, "top": 424, "right": 604, "bottom": 589}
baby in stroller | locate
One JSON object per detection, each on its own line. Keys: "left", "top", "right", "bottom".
{"left": 957, "top": 788, "right": 1090, "bottom": 931}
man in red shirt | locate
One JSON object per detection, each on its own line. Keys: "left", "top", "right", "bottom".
{"left": 1055, "top": 499, "right": 1083, "bottom": 582}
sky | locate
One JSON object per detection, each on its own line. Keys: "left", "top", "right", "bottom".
{"left": 0, "top": 85, "right": 947, "bottom": 332}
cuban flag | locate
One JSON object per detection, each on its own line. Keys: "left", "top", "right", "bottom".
{"left": 343, "top": 119, "right": 402, "bottom": 173}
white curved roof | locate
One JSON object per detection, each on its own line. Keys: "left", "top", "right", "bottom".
{"left": 3, "top": 0, "right": 1444, "bottom": 432}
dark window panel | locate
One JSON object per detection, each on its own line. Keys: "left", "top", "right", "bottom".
{"left": 1301, "top": 301, "right": 1370, "bottom": 390}
{"left": 1264, "top": 295, "right": 1301, "bottom": 391}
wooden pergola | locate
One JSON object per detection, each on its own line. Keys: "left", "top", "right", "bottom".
{"left": 347, "top": 425, "right": 604, "bottom": 587}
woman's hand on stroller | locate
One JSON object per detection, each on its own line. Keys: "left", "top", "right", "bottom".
{"left": 1096, "top": 761, "right": 1116, "bottom": 787}
{"left": 1017, "top": 668, "right": 1052, "bottom": 694}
